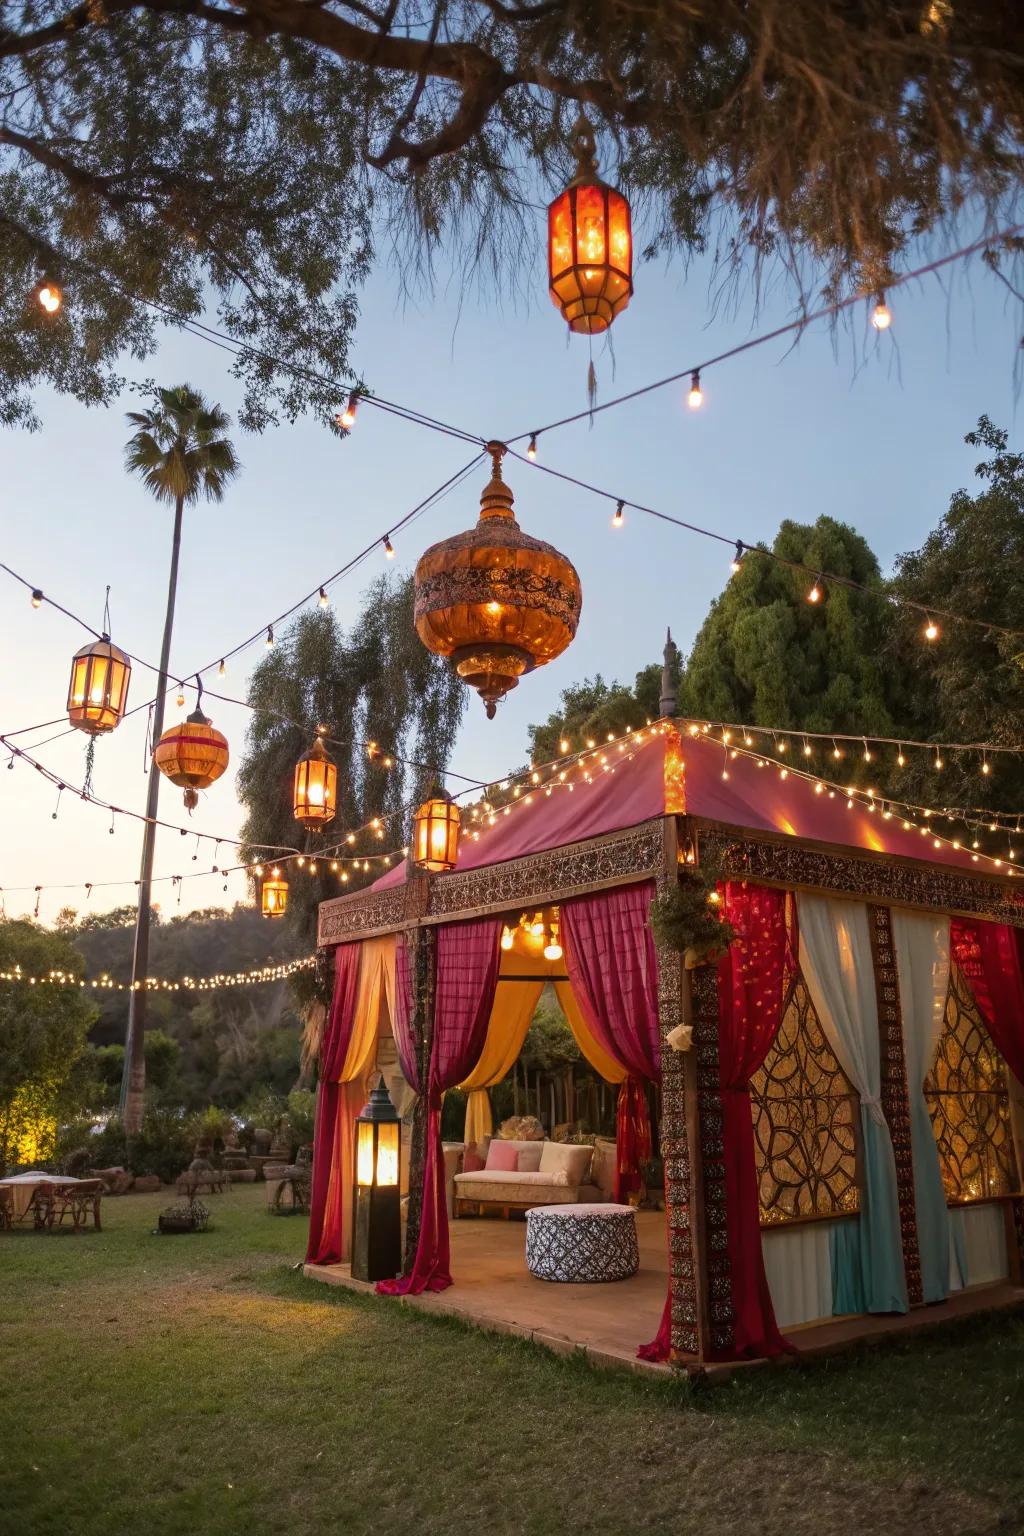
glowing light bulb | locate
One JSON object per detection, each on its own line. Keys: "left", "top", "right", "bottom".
{"left": 30, "top": 589, "right": 43, "bottom": 608}
{"left": 218, "top": 659, "right": 226, "bottom": 676}
{"left": 527, "top": 434, "right": 538, "bottom": 461}
{"left": 383, "top": 535, "right": 395, "bottom": 559}
{"left": 611, "top": 500, "right": 624, "bottom": 529}
{"left": 730, "top": 540, "right": 743, "bottom": 575}
{"left": 981, "top": 759, "right": 991, "bottom": 776}
{"left": 559, "top": 737, "right": 569, "bottom": 755}
{"left": 339, "top": 392, "right": 358, "bottom": 429}
{"left": 807, "top": 578, "right": 822, "bottom": 604}
{"left": 35, "top": 277, "right": 62, "bottom": 314}
{"left": 924, "top": 618, "right": 939, "bottom": 641}
{"left": 544, "top": 940, "right": 563, "bottom": 962}
{"left": 265, "top": 626, "right": 274, "bottom": 648}
{"left": 871, "top": 293, "right": 892, "bottom": 330}
{"left": 687, "top": 370, "right": 703, "bottom": 410}
{"left": 500, "top": 927, "right": 514, "bottom": 951}
{"left": 319, "top": 587, "right": 329, "bottom": 608}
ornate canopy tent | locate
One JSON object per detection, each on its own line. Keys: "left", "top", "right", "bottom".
{"left": 307, "top": 701, "right": 1024, "bottom": 1367}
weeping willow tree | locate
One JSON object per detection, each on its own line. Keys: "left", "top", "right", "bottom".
{"left": 236, "top": 571, "right": 466, "bottom": 977}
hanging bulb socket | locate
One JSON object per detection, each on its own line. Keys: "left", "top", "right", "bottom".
{"left": 265, "top": 625, "right": 274, "bottom": 648}
{"left": 318, "top": 586, "right": 329, "bottom": 608}
{"left": 730, "top": 540, "right": 744, "bottom": 575}
{"left": 871, "top": 292, "right": 892, "bottom": 330}
{"left": 339, "top": 391, "right": 358, "bottom": 429}
{"left": 687, "top": 370, "right": 703, "bottom": 410}
{"left": 30, "top": 589, "right": 43, "bottom": 608}
{"left": 383, "top": 534, "right": 395, "bottom": 559}
{"left": 611, "top": 499, "right": 624, "bottom": 529}
{"left": 527, "top": 433, "right": 538, "bottom": 461}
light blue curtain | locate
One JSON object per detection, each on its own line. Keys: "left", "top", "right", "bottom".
{"left": 829, "top": 1220, "right": 866, "bottom": 1315}
{"left": 798, "top": 894, "right": 908, "bottom": 1315}
{"left": 891, "top": 908, "right": 952, "bottom": 1303}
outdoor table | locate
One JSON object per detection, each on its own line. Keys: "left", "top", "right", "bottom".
{"left": 525, "top": 1203, "right": 640, "bottom": 1283}
{"left": 0, "top": 1174, "right": 98, "bottom": 1229}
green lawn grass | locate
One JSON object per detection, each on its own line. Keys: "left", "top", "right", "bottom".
{"left": 1, "top": 1185, "right": 1022, "bottom": 1536}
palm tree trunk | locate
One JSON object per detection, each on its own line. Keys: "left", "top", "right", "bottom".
{"left": 120, "top": 492, "right": 185, "bottom": 1135}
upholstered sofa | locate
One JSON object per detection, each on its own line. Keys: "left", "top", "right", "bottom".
{"left": 453, "top": 1137, "right": 616, "bottom": 1216}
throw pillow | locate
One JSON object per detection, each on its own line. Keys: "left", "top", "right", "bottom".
{"left": 463, "top": 1144, "right": 485, "bottom": 1174}
{"left": 538, "top": 1141, "right": 593, "bottom": 1186}
{"left": 516, "top": 1143, "right": 544, "bottom": 1173}
{"left": 486, "top": 1141, "right": 518, "bottom": 1172}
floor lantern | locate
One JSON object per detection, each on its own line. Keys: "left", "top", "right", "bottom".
{"left": 414, "top": 443, "right": 581, "bottom": 717}
{"left": 293, "top": 734, "right": 338, "bottom": 829}
{"left": 153, "top": 687, "right": 229, "bottom": 809}
{"left": 548, "top": 117, "right": 632, "bottom": 335}
{"left": 67, "top": 635, "right": 131, "bottom": 734}
{"left": 352, "top": 1077, "right": 402, "bottom": 1283}
{"left": 261, "top": 869, "right": 288, "bottom": 918}
{"left": 411, "top": 786, "right": 461, "bottom": 872}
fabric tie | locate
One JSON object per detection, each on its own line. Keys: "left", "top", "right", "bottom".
{"left": 859, "top": 1092, "right": 886, "bottom": 1127}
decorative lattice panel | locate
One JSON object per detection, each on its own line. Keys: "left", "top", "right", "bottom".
{"left": 925, "top": 966, "right": 1020, "bottom": 1202}
{"left": 750, "top": 977, "right": 860, "bottom": 1224}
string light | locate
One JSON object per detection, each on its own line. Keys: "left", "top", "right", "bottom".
{"left": 34, "top": 276, "right": 62, "bottom": 314}
{"left": 383, "top": 535, "right": 395, "bottom": 559}
{"left": 339, "top": 392, "right": 358, "bottom": 429}
{"left": 611, "top": 500, "right": 625, "bottom": 529}
{"left": 30, "top": 589, "right": 43, "bottom": 608}
{"left": 218, "top": 659, "right": 226, "bottom": 676}
{"left": 0, "top": 955, "right": 316, "bottom": 992}
{"left": 807, "top": 575, "right": 822, "bottom": 604}
{"left": 981, "top": 755, "right": 991, "bottom": 776}
{"left": 687, "top": 370, "right": 703, "bottom": 410}
{"left": 924, "top": 617, "right": 939, "bottom": 641}
{"left": 871, "top": 292, "right": 892, "bottom": 330}
{"left": 527, "top": 433, "right": 538, "bottom": 461}
{"left": 318, "top": 587, "right": 329, "bottom": 608}
{"left": 265, "top": 625, "right": 274, "bottom": 648}
{"left": 730, "top": 541, "right": 744, "bottom": 575}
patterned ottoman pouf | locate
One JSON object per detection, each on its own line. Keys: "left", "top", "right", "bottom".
{"left": 525, "top": 1203, "right": 639, "bottom": 1283}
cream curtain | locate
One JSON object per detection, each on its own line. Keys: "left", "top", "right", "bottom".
{"left": 891, "top": 908, "right": 952, "bottom": 1303}
{"left": 459, "top": 947, "right": 544, "bottom": 1148}
{"left": 761, "top": 1223, "right": 834, "bottom": 1330}
{"left": 797, "top": 894, "right": 908, "bottom": 1314}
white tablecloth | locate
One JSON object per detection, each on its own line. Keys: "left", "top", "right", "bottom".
{"left": 0, "top": 1174, "right": 81, "bottom": 1221}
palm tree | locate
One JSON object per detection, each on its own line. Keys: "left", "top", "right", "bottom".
{"left": 120, "top": 386, "right": 240, "bottom": 1134}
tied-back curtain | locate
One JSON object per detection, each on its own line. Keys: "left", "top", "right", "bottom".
{"left": 797, "top": 895, "right": 908, "bottom": 1315}
{"left": 714, "top": 880, "right": 794, "bottom": 1359}
{"left": 379, "top": 917, "right": 502, "bottom": 1296}
{"left": 459, "top": 947, "right": 544, "bottom": 1148}
{"left": 554, "top": 980, "right": 628, "bottom": 1086}
{"left": 891, "top": 909, "right": 952, "bottom": 1303}
{"left": 949, "top": 918, "right": 1024, "bottom": 1083}
{"left": 562, "top": 881, "right": 660, "bottom": 1202}
{"left": 306, "top": 942, "right": 363, "bottom": 1265}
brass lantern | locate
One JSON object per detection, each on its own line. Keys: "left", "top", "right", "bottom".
{"left": 414, "top": 443, "right": 581, "bottom": 717}
{"left": 548, "top": 118, "right": 632, "bottom": 335}
{"left": 293, "top": 734, "right": 338, "bottom": 829}
{"left": 352, "top": 1076, "right": 402, "bottom": 1283}
{"left": 411, "top": 787, "right": 460, "bottom": 873}
{"left": 67, "top": 635, "right": 131, "bottom": 734}
{"left": 153, "top": 701, "right": 229, "bottom": 810}
{"left": 261, "top": 869, "right": 288, "bottom": 918}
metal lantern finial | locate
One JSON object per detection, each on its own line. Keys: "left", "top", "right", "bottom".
{"left": 414, "top": 451, "right": 581, "bottom": 718}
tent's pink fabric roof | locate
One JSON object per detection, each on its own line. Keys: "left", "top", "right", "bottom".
{"left": 373, "top": 725, "right": 993, "bottom": 891}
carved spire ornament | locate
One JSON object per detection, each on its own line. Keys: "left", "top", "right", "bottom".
{"left": 659, "top": 626, "right": 678, "bottom": 718}
{"left": 413, "top": 443, "right": 582, "bottom": 718}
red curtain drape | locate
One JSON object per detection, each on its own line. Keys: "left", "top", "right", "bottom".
{"left": 714, "top": 880, "right": 794, "bottom": 1360}
{"left": 950, "top": 918, "right": 1024, "bottom": 1082}
{"left": 562, "top": 880, "right": 660, "bottom": 1202}
{"left": 378, "top": 917, "right": 501, "bottom": 1296}
{"left": 306, "top": 942, "right": 363, "bottom": 1265}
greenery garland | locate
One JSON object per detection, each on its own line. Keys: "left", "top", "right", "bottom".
{"left": 650, "top": 857, "right": 735, "bottom": 968}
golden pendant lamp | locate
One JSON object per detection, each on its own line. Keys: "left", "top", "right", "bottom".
{"left": 153, "top": 692, "right": 230, "bottom": 810}
{"left": 548, "top": 117, "right": 632, "bottom": 335}
{"left": 411, "top": 786, "right": 461, "bottom": 873}
{"left": 414, "top": 443, "right": 582, "bottom": 717}
{"left": 261, "top": 869, "right": 288, "bottom": 918}
{"left": 67, "top": 634, "right": 132, "bottom": 734}
{"left": 293, "top": 734, "right": 338, "bottom": 829}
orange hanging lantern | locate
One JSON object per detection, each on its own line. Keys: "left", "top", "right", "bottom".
{"left": 67, "top": 635, "right": 132, "bottom": 734}
{"left": 548, "top": 117, "right": 632, "bottom": 335}
{"left": 261, "top": 869, "right": 289, "bottom": 918}
{"left": 414, "top": 443, "right": 581, "bottom": 717}
{"left": 153, "top": 693, "right": 229, "bottom": 810}
{"left": 293, "top": 734, "right": 338, "bottom": 829}
{"left": 411, "top": 787, "right": 460, "bottom": 873}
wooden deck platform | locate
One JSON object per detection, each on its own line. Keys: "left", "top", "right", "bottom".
{"left": 304, "top": 1210, "right": 1024, "bottom": 1380}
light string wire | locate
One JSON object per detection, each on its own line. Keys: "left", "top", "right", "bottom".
{"left": 0, "top": 954, "right": 316, "bottom": 992}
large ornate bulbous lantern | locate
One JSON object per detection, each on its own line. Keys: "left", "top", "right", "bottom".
{"left": 293, "top": 734, "right": 338, "bottom": 829}
{"left": 548, "top": 118, "right": 632, "bottom": 335}
{"left": 67, "top": 635, "right": 132, "bottom": 734}
{"left": 411, "top": 786, "right": 461, "bottom": 872}
{"left": 414, "top": 443, "right": 581, "bottom": 718}
{"left": 153, "top": 697, "right": 229, "bottom": 810}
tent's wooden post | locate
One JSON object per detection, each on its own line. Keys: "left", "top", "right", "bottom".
{"left": 402, "top": 880, "right": 435, "bottom": 1275}
{"left": 658, "top": 814, "right": 710, "bottom": 1364}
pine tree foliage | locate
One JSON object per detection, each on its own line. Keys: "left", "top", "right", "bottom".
{"left": 236, "top": 570, "right": 465, "bottom": 949}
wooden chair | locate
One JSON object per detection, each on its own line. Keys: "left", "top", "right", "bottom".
{"left": 0, "top": 1186, "right": 12, "bottom": 1232}
{"left": 34, "top": 1180, "right": 104, "bottom": 1233}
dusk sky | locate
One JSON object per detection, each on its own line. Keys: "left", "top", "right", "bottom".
{"left": 1, "top": 222, "right": 1018, "bottom": 923}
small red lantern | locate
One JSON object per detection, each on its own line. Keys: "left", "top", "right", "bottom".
{"left": 547, "top": 118, "right": 632, "bottom": 335}
{"left": 154, "top": 698, "right": 229, "bottom": 810}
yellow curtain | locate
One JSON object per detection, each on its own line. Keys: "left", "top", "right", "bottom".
{"left": 333, "top": 935, "right": 396, "bottom": 1260}
{"left": 555, "top": 979, "right": 628, "bottom": 1084}
{"left": 459, "top": 944, "right": 545, "bottom": 1147}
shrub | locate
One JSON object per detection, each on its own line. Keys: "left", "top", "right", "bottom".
{"left": 285, "top": 1090, "right": 316, "bottom": 1151}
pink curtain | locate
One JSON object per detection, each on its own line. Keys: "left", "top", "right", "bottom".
{"left": 390, "top": 935, "right": 419, "bottom": 1090}
{"left": 714, "top": 881, "right": 794, "bottom": 1359}
{"left": 378, "top": 917, "right": 502, "bottom": 1295}
{"left": 306, "top": 942, "right": 362, "bottom": 1265}
{"left": 950, "top": 918, "right": 1024, "bottom": 1082}
{"left": 562, "top": 880, "right": 660, "bottom": 1201}
{"left": 562, "top": 881, "right": 665, "bottom": 1358}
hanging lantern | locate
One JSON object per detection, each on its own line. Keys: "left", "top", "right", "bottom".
{"left": 411, "top": 787, "right": 461, "bottom": 873}
{"left": 261, "top": 869, "right": 288, "bottom": 918}
{"left": 67, "top": 635, "right": 132, "bottom": 734}
{"left": 352, "top": 1076, "right": 402, "bottom": 1283}
{"left": 547, "top": 117, "right": 632, "bottom": 335}
{"left": 414, "top": 444, "right": 581, "bottom": 717}
{"left": 293, "top": 734, "right": 338, "bottom": 829}
{"left": 153, "top": 697, "right": 229, "bottom": 810}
